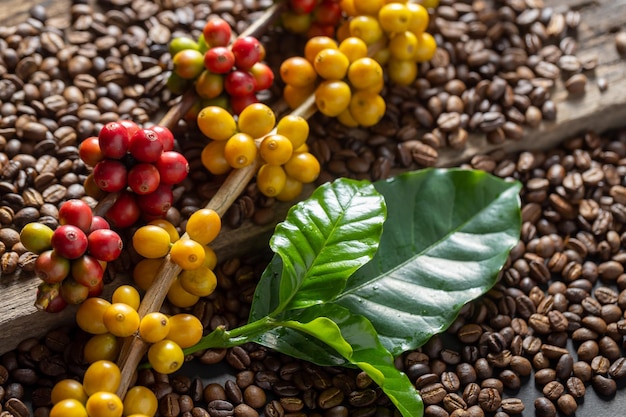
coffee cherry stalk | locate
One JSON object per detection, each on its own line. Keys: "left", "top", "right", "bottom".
{"left": 168, "top": 15, "right": 276, "bottom": 116}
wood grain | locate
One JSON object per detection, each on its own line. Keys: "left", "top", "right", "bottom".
{"left": 0, "top": 0, "right": 71, "bottom": 28}
{"left": 1, "top": 0, "right": 626, "bottom": 354}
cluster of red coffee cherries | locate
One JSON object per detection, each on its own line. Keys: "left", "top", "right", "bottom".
{"left": 79, "top": 120, "right": 189, "bottom": 228}
{"left": 281, "top": 0, "right": 343, "bottom": 38}
{"left": 167, "top": 17, "right": 274, "bottom": 115}
{"left": 19, "top": 199, "right": 124, "bottom": 312}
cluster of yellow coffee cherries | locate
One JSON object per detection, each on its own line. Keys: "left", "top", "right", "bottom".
{"left": 75, "top": 284, "right": 204, "bottom": 373}
{"left": 281, "top": 1, "right": 437, "bottom": 127}
{"left": 197, "top": 103, "right": 320, "bottom": 199}
{"left": 49, "top": 282, "right": 203, "bottom": 417}
{"left": 49, "top": 358, "right": 158, "bottom": 417}
{"left": 131, "top": 210, "right": 221, "bottom": 309}
{"left": 280, "top": 35, "right": 387, "bottom": 127}
{"left": 340, "top": 1, "right": 437, "bottom": 83}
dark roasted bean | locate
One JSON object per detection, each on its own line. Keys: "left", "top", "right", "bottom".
{"left": 534, "top": 397, "right": 556, "bottom": 417}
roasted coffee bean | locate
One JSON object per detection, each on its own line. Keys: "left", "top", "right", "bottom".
{"left": 474, "top": 358, "right": 493, "bottom": 380}
{"left": 233, "top": 403, "right": 258, "bottom": 417}
{"left": 301, "top": 389, "right": 317, "bottom": 410}
{"left": 159, "top": 393, "right": 181, "bottom": 417}
{"left": 171, "top": 375, "right": 191, "bottom": 395}
{"left": 484, "top": 330, "right": 507, "bottom": 353}
{"left": 573, "top": 361, "right": 593, "bottom": 382}
{"left": 411, "top": 141, "right": 439, "bottom": 167}
{"left": 441, "top": 372, "right": 461, "bottom": 392}
{"left": 208, "top": 400, "right": 235, "bottom": 417}
{"left": 348, "top": 389, "right": 377, "bottom": 407}
{"left": 189, "top": 378, "right": 203, "bottom": 402}
{"left": 528, "top": 314, "right": 551, "bottom": 334}
{"left": 264, "top": 400, "right": 284, "bottom": 417}
{"left": 463, "top": 383, "right": 480, "bottom": 407}
{"left": 516, "top": 296, "right": 536, "bottom": 319}
{"left": 582, "top": 316, "right": 607, "bottom": 334}
{"left": 487, "top": 350, "right": 511, "bottom": 368}
{"left": 541, "top": 344, "right": 568, "bottom": 360}
{"left": 593, "top": 286, "right": 624, "bottom": 307}
{"left": 599, "top": 336, "right": 621, "bottom": 361}
{"left": 421, "top": 383, "right": 448, "bottom": 405}
{"left": 192, "top": 408, "right": 211, "bottom": 417}
{"left": 225, "top": 380, "right": 243, "bottom": 405}
{"left": 572, "top": 327, "right": 598, "bottom": 342}
{"left": 272, "top": 381, "right": 298, "bottom": 397}
{"left": 534, "top": 397, "right": 556, "bottom": 417}
{"left": 241, "top": 385, "right": 264, "bottom": 409}
{"left": 407, "top": 363, "right": 431, "bottom": 381}
{"left": 416, "top": 374, "right": 441, "bottom": 390}
{"left": 481, "top": 378, "right": 504, "bottom": 394}
{"left": 564, "top": 74, "right": 586, "bottom": 95}
{"left": 317, "top": 387, "right": 343, "bottom": 409}
{"left": 477, "top": 387, "right": 501, "bottom": 412}
{"left": 440, "top": 349, "right": 462, "bottom": 365}
{"left": 1, "top": 251, "right": 19, "bottom": 274}
{"left": 547, "top": 310, "right": 568, "bottom": 332}
{"left": 456, "top": 363, "right": 477, "bottom": 385}
{"left": 556, "top": 394, "right": 577, "bottom": 415}
{"left": 509, "top": 355, "right": 532, "bottom": 377}
{"left": 499, "top": 370, "right": 521, "bottom": 391}
{"left": 466, "top": 405, "right": 485, "bottom": 417}
{"left": 179, "top": 395, "right": 194, "bottom": 413}
{"left": 542, "top": 381, "right": 565, "bottom": 401}
{"left": 4, "top": 397, "right": 29, "bottom": 417}
{"left": 555, "top": 354, "right": 573, "bottom": 380}
{"left": 500, "top": 398, "right": 524, "bottom": 414}
{"left": 437, "top": 112, "right": 462, "bottom": 132}
{"left": 565, "top": 377, "right": 585, "bottom": 398}
{"left": 425, "top": 405, "right": 450, "bottom": 417}
{"left": 591, "top": 355, "right": 611, "bottom": 374}
{"left": 279, "top": 397, "right": 303, "bottom": 413}
{"left": 534, "top": 368, "right": 556, "bottom": 385}
{"left": 204, "top": 384, "right": 227, "bottom": 403}
{"left": 592, "top": 375, "right": 617, "bottom": 397}
{"left": 533, "top": 352, "right": 551, "bottom": 371}
{"left": 226, "top": 347, "right": 251, "bottom": 371}
{"left": 443, "top": 393, "right": 467, "bottom": 413}
{"left": 608, "top": 357, "right": 626, "bottom": 379}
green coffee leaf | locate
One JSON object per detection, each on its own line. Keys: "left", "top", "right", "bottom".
{"left": 335, "top": 168, "right": 522, "bottom": 354}
{"left": 250, "top": 178, "right": 386, "bottom": 317}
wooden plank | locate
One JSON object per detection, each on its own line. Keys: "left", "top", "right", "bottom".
{"left": 439, "top": 0, "right": 626, "bottom": 167}
{"left": 0, "top": 0, "right": 71, "bottom": 27}
{"left": 1, "top": 0, "right": 626, "bottom": 354}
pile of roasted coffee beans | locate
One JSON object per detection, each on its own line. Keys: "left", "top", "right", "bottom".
{"left": 3, "top": 127, "right": 626, "bottom": 417}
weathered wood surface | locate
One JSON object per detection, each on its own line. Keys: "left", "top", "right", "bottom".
{"left": 1, "top": 0, "right": 626, "bottom": 354}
